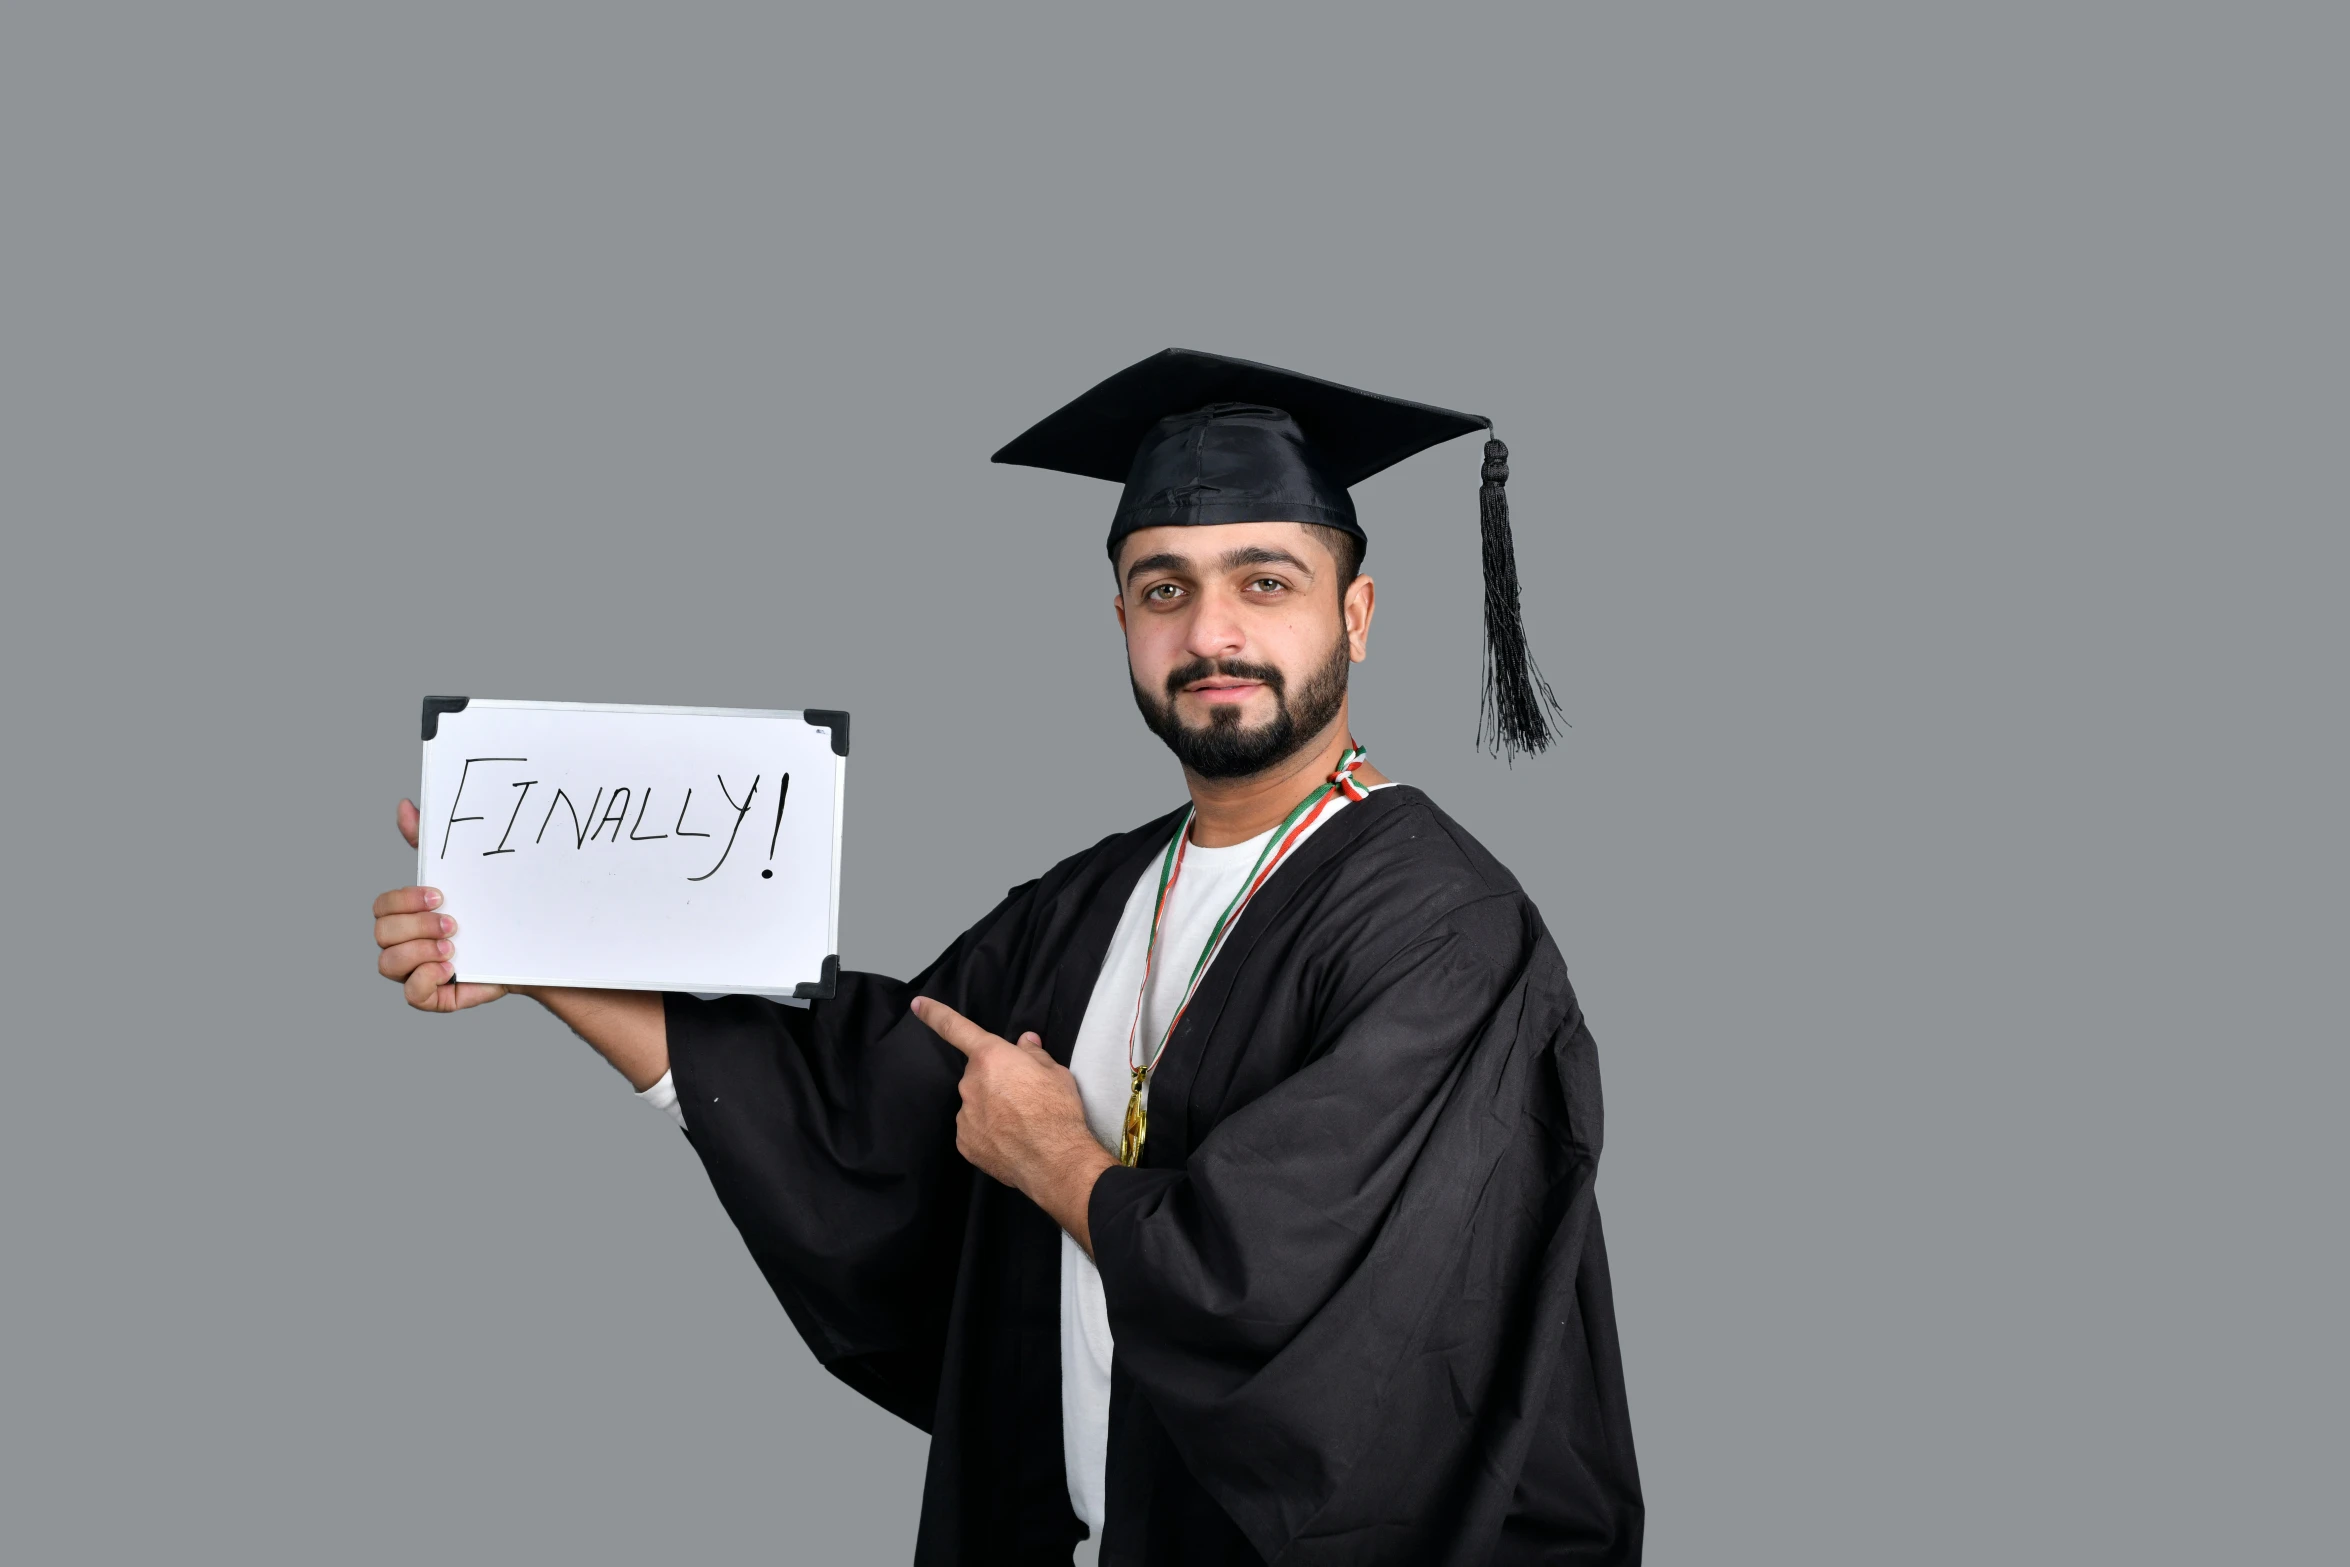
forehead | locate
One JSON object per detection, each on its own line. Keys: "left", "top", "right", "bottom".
{"left": 1114, "top": 520, "right": 1337, "bottom": 577}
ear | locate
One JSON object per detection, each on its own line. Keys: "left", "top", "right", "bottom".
{"left": 1344, "top": 572, "right": 1376, "bottom": 662}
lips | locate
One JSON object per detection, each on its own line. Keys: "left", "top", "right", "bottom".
{"left": 1163, "top": 657, "right": 1285, "bottom": 706}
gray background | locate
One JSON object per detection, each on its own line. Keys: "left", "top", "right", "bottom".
{"left": 2, "top": 4, "right": 2339, "bottom": 1563}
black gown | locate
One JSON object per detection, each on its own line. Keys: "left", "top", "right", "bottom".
{"left": 664, "top": 785, "right": 1642, "bottom": 1566}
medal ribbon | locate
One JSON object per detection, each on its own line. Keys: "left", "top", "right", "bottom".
{"left": 1117, "top": 745, "right": 1369, "bottom": 1166}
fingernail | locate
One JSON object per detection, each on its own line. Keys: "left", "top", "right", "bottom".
{"left": 436, "top": 939, "right": 452, "bottom": 957}
{"left": 423, "top": 889, "right": 443, "bottom": 909}
{"left": 440, "top": 915, "right": 456, "bottom": 935}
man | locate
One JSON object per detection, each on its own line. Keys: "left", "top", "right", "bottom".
{"left": 371, "top": 350, "right": 1642, "bottom": 1564}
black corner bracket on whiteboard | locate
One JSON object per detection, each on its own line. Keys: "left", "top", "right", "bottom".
{"left": 802, "top": 709, "right": 851, "bottom": 756}
{"left": 793, "top": 954, "right": 840, "bottom": 1000}
{"left": 422, "top": 695, "right": 471, "bottom": 741}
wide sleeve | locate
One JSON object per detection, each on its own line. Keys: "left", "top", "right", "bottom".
{"left": 662, "top": 879, "right": 1047, "bottom": 1430}
{"left": 1087, "top": 893, "right": 1638, "bottom": 1565}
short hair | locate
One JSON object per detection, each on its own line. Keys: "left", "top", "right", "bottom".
{"left": 1302, "top": 523, "right": 1365, "bottom": 593}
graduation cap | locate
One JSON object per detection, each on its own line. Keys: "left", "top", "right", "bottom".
{"left": 992, "top": 348, "right": 1568, "bottom": 759}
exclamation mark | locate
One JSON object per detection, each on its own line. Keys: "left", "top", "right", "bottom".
{"left": 762, "top": 772, "right": 791, "bottom": 879}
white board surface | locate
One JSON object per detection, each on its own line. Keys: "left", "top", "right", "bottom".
{"left": 415, "top": 698, "right": 846, "bottom": 997}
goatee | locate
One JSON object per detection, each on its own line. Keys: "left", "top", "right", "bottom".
{"left": 1131, "top": 636, "right": 1351, "bottom": 780}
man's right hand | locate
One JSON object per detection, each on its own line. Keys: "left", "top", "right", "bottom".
{"left": 374, "top": 797, "right": 510, "bottom": 1014}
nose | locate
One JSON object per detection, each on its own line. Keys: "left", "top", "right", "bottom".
{"left": 1182, "top": 586, "right": 1248, "bottom": 661}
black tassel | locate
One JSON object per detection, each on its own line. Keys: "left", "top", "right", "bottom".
{"left": 1476, "top": 436, "right": 1568, "bottom": 760}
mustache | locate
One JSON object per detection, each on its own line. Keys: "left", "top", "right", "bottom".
{"left": 1163, "top": 657, "right": 1286, "bottom": 702}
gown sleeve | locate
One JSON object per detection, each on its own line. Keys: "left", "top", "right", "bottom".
{"left": 1087, "top": 891, "right": 1640, "bottom": 1565}
{"left": 635, "top": 1068, "right": 683, "bottom": 1125}
{"left": 661, "top": 879, "right": 1048, "bottom": 1430}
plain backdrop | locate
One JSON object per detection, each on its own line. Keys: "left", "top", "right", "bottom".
{"left": 2, "top": 5, "right": 2340, "bottom": 1564}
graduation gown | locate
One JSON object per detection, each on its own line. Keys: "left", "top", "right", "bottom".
{"left": 664, "top": 784, "right": 1642, "bottom": 1565}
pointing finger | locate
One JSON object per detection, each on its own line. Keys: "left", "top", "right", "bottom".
{"left": 910, "top": 997, "right": 999, "bottom": 1058}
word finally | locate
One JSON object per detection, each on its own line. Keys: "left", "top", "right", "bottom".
{"left": 437, "top": 756, "right": 789, "bottom": 883}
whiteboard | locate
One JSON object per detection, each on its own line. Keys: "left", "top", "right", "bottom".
{"left": 415, "top": 697, "right": 846, "bottom": 997}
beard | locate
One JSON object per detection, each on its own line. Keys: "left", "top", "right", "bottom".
{"left": 1131, "top": 634, "right": 1352, "bottom": 780}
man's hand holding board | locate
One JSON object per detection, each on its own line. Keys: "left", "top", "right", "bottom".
{"left": 373, "top": 799, "right": 503, "bottom": 1013}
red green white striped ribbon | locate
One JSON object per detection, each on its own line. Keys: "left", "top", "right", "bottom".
{"left": 1125, "top": 743, "right": 1371, "bottom": 1085}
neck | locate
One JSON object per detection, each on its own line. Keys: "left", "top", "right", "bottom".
{"left": 1182, "top": 705, "right": 1390, "bottom": 847}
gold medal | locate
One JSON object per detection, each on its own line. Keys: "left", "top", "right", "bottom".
{"left": 1118, "top": 1067, "right": 1149, "bottom": 1167}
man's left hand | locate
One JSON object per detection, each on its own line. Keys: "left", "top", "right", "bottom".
{"left": 911, "top": 997, "right": 1118, "bottom": 1254}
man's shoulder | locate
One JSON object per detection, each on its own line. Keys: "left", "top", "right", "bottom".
{"left": 1345, "top": 784, "right": 1527, "bottom": 904}
{"left": 1278, "top": 784, "right": 1542, "bottom": 959}
{"left": 1283, "top": 785, "right": 1573, "bottom": 1017}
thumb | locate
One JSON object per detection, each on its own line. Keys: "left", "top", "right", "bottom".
{"left": 397, "top": 797, "right": 421, "bottom": 850}
{"left": 1016, "top": 1031, "right": 1051, "bottom": 1060}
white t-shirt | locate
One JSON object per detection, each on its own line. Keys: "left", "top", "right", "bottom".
{"left": 638, "top": 785, "right": 1385, "bottom": 1535}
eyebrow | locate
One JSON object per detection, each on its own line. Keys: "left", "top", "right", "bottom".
{"left": 1124, "top": 543, "right": 1317, "bottom": 586}
{"left": 1221, "top": 544, "right": 1314, "bottom": 575}
{"left": 1123, "top": 551, "right": 1188, "bottom": 584}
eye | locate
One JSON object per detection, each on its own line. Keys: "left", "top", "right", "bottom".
{"left": 1246, "top": 576, "right": 1288, "bottom": 594}
{"left": 1143, "top": 581, "right": 1184, "bottom": 602}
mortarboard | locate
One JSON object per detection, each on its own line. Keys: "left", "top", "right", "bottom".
{"left": 992, "top": 348, "right": 1567, "bottom": 760}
